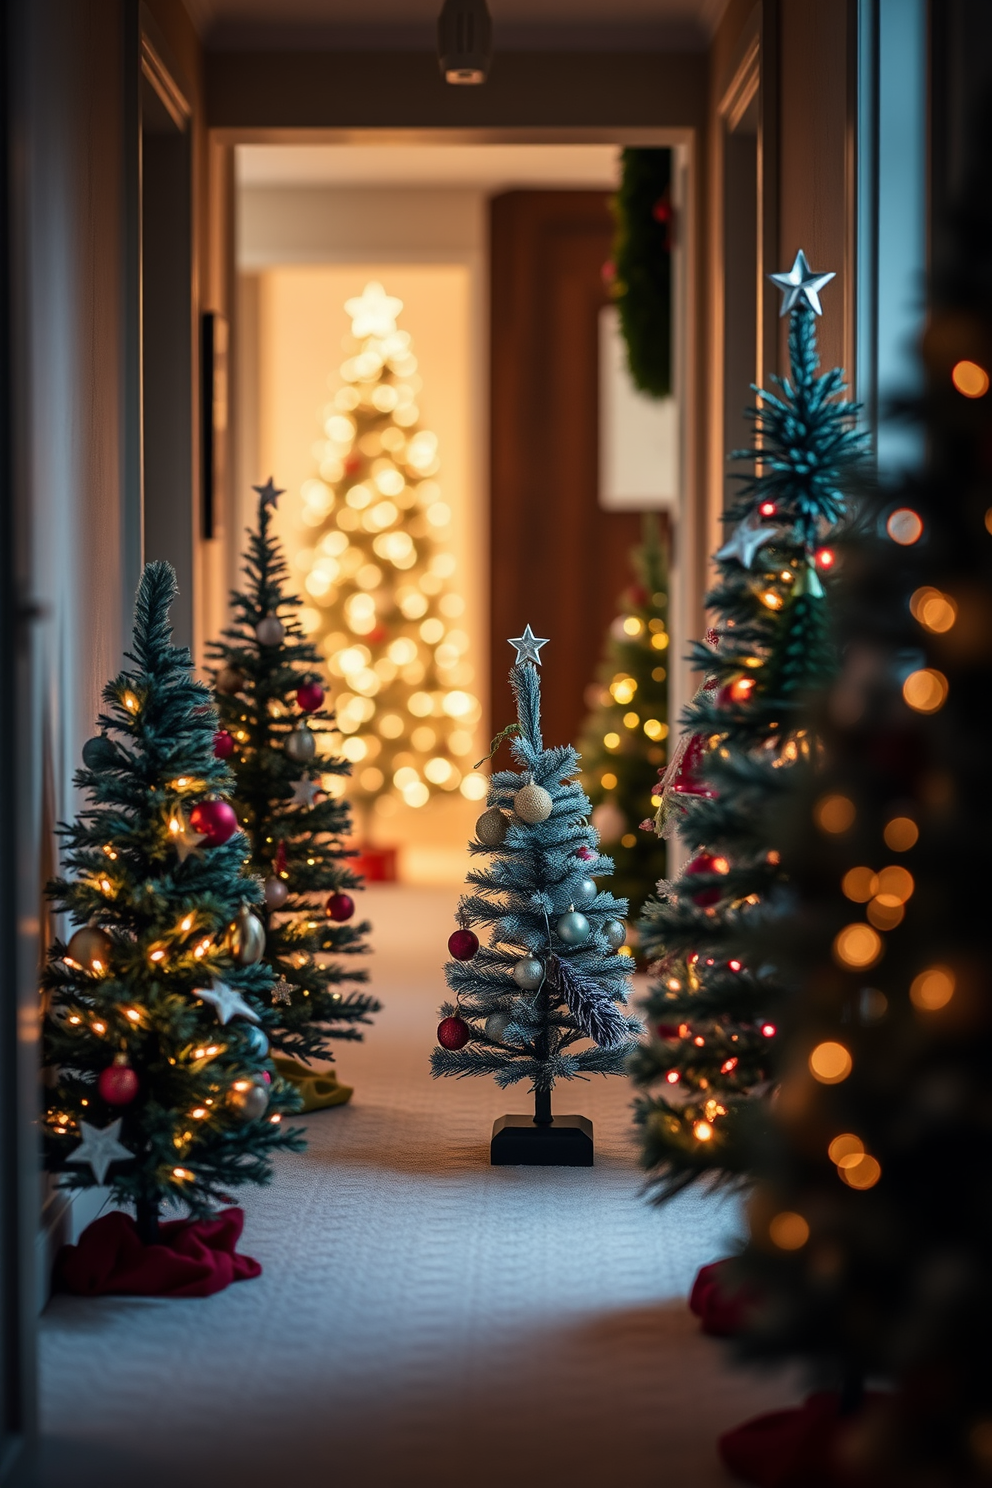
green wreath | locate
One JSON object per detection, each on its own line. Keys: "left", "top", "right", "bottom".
{"left": 610, "top": 148, "right": 673, "bottom": 399}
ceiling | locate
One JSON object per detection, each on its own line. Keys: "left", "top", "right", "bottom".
{"left": 237, "top": 142, "right": 621, "bottom": 189}
{"left": 186, "top": 0, "right": 729, "bottom": 51}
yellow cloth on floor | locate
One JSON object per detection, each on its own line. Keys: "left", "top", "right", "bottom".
{"left": 273, "top": 1057, "right": 353, "bottom": 1111}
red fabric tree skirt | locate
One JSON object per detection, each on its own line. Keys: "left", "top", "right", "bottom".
{"left": 719, "top": 1392, "right": 886, "bottom": 1487}
{"left": 689, "top": 1258, "right": 754, "bottom": 1337}
{"left": 54, "top": 1207, "right": 261, "bottom": 1298}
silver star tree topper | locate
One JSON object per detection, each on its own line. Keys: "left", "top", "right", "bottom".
{"left": 716, "top": 512, "right": 779, "bottom": 569}
{"left": 66, "top": 1118, "right": 133, "bottom": 1185}
{"left": 253, "top": 477, "right": 285, "bottom": 508}
{"left": 194, "top": 978, "right": 261, "bottom": 1026}
{"left": 769, "top": 249, "right": 835, "bottom": 317}
{"left": 508, "top": 625, "right": 550, "bottom": 666}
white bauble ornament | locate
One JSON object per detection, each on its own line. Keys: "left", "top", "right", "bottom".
{"left": 512, "top": 955, "right": 544, "bottom": 990}
{"left": 485, "top": 1011, "right": 511, "bottom": 1043}
{"left": 591, "top": 800, "right": 626, "bottom": 844}
{"left": 264, "top": 875, "right": 289, "bottom": 909}
{"left": 255, "top": 614, "right": 285, "bottom": 647}
{"left": 285, "top": 724, "right": 316, "bottom": 764}
{"left": 514, "top": 782, "right": 553, "bottom": 823}
{"left": 476, "top": 806, "right": 508, "bottom": 847}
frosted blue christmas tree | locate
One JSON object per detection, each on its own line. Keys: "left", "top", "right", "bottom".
{"left": 432, "top": 628, "right": 641, "bottom": 1165}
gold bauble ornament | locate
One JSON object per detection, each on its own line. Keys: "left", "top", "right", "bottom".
{"left": 226, "top": 905, "right": 266, "bottom": 967}
{"left": 513, "top": 783, "right": 553, "bottom": 824}
{"left": 476, "top": 806, "right": 508, "bottom": 847}
{"left": 66, "top": 924, "right": 113, "bottom": 972}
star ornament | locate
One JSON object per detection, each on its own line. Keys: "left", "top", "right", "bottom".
{"left": 271, "top": 977, "right": 294, "bottom": 1006}
{"left": 170, "top": 809, "right": 208, "bottom": 865}
{"left": 345, "top": 281, "right": 403, "bottom": 339}
{"left": 193, "top": 978, "right": 261, "bottom": 1026}
{"left": 253, "top": 477, "right": 285, "bottom": 508}
{"left": 67, "top": 1118, "right": 133, "bottom": 1185}
{"left": 508, "top": 625, "right": 550, "bottom": 666}
{"left": 769, "top": 249, "right": 835, "bottom": 316}
{"left": 716, "top": 513, "right": 779, "bottom": 569}
{"left": 289, "top": 775, "right": 321, "bottom": 809}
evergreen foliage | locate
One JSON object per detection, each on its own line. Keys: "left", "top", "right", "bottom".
{"left": 612, "top": 148, "right": 673, "bottom": 398}
{"left": 731, "top": 141, "right": 992, "bottom": 1482}
{"left": 432, "top": 657, "right": 640, "bottom": 1102}
{"left": 207, "top": 489, "right": 380, "bottom": 1068}
{"left": 579, "top": 513, "right": 669, "bottom": 918}
{"left": 42, "top": 563, "right": 303, "bottom": 1240}
{"left": 632, "top": 287, "right": 865, "bottom": 1198}
{"left": 294, "top": 280, "right": 484, "bottom": 818}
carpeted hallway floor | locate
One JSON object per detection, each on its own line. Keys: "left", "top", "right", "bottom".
{"left": 38, "top": 885, "right": 798, "bottom": 1488}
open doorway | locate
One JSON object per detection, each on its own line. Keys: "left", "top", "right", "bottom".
{"left": 232, "top": 140, "right": 690, "bottom": 883}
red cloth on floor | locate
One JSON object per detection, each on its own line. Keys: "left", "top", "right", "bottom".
{"left": 54, "top": 1207, "right": 261, "bottom": 1298}
{"left": 719, "top": 1392, "right": 883, "bottom": 1488}
{"left": 689, "top": 1258, "right": 754, "bottom": 1336}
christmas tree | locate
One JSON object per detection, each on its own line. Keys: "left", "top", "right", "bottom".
{"left": 631, "top": 253, "right": 865, "bottom": 1197}
{"left": 42, "top": 563, "right": 303, "bottom": 1245}
{"left": 578, "top": 512, "right": 669, "bottom": 919}
{"left": 207, "top": 479, "right": 380, "bottom": 1106}
{"left": 719, "top": 148, "right": 992, "bottom": 1488}
{"left": 432, "top": 627, "right": 640, "bottom": 1165}
{"left": 291, "top": 280, "right": 484, "bottom": 824}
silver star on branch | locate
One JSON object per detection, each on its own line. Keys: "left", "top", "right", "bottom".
{"left": 769, "top": 249, "right": 835, "bottom": 316}
{"left": 289, "top": 775, "right": 321, "bottom": 809}
{"left": 66, "top": 1118, "right": 133, "bottom": 1185}
{"left": 716, "top": 513, "right": 779, "bottom": 569}
{"left": 253, "top": 477, "right": 285, "bottom": 508}
{"left": 508, "top": 625, "right": 550, "bottom": 666}
{"left": 171, "top": 810, "right": 208, "bottom": 865}
{"left": 194, "top": 978, "right": 261, "bottom": 1026}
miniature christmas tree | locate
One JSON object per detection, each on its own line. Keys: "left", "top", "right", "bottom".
{"left": 579, "top": 513, "right": 669, "bottom": 919}
{"left": 293, "top": 280, "right": 484, "bottom": 822}
{"left": 42, "top": 563, "right": 303, "bottom": 1247}
{"left": 719, "top": 149, "right": 992, "bottom": 1487}
{"left": 431, "top": 627, "right": 640, "bottom": 1166}
{"left": 631, "top": 253, "right": 865, "bottom": 1197}
{"left": 207, "top": 480, "right": 380, "bottom": 1107}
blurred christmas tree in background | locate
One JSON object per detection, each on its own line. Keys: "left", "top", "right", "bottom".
{"left": 291, "top": 281, "right": 487, "bottom": 836}
{"left": 579, "top": 513, "right": 669, "bottom": 919}
{"left": 631, "top": 254, "right": 864, "bottom": 1199}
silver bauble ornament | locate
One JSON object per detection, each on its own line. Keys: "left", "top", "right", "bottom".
{"left": 284, "top": 724, "right": 316, "bottom": 764}
{"left": 573, "top": 876, "right": 598, "bottom": 907}
{"left": 244, "top": 1024, "right": 269, "bottom": 1057}
{"left": 264, "top": 875, "right": 289, "bottom": 909}
{"left": 66, "top": 924, "right": 113, "bottom": 972}
{"left": 603, "top": 918, "right": 627, "bottom": 951}
{"left": 512, "top": 955, "right": 544, "bottom": 989}
{"left": 475, "top": 806, "right": 508, "bottom": 847}
{"left": 514, "top": 782, "right": 553, "bottom": 823}
{"left": 556, "top": 910, "right": 591, "bottom": 946}
{"left": 230, "top": 1082, "right": 269, "bottom": 1121}
{"left": 255, "top": 614, "right": 285, "bottom": 647}
{"left": 485, "top": 1011, "right": 512, "bottom": 1043}
{"left": 227, "top": 905, "right": 266, "bottom": 966}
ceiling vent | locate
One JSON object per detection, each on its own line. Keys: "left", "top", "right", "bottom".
{"left": 437, "top": 0, "right": 493, "bottom": 85}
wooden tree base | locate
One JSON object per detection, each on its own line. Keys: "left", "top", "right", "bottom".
{"left": 490, "top": 1114, "right": 594, "bottom": 1167}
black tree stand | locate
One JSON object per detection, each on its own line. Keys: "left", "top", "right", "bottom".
{"left": 490, "top": 981, "right": 594, "bottom": 1166}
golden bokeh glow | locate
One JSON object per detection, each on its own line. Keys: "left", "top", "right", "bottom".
{"left": 809, "top": 1041, "right": 853, "bottom": 1084}
{"left": 815, "top": 794, "right": 856, "bottom": 834}
{"left": 910, "top": 965, "right": 955, "bottom": 1011}
{"left": 769, "top": 1212, "right": 809, "bottom": 1250}
{"left": 833, "top": 923, "right": 882, "bottom": 969}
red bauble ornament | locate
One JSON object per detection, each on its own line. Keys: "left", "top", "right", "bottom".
{"left": 448, "top": 929, "right": 479, "bottom": 961}
{"left": 213, "top": 730, "right": 235, "bottom": 759}
{"left": 98, "top": 1058, "right": 139, "bottom": 1106}
{"left": 684, "top": 851, "right": 731, "bottom": 907}
{"left": 656, "top": 1023, "right": 681, "bottom": 1040}
{"left": 437, "top": 1015, "right": 471, "bottom": 1051}
{"left": 670, "top": 734, "right": 718, "bottom": 799}
{"left": 325, "top": 892, "right": 355, "bottom": 922}
{"left": 576, "top": 846, "right": 595, "bottom": 862}
{"left": 189, "top": 799, "right": 239, "bottom": 846}
{"left": 717, "top": 675, "right": 756, "bottom": 708}
{"left": 296, "top": 682, "right": 325, "bottom": 713}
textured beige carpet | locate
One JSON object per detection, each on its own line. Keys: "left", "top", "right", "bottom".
{"left": 39, "top": 885, "right": 798, "bottom": 1488}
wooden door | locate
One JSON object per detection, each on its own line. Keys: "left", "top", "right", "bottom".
{"left": 489, "top": 191, "right": 643, "bottom": 751}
